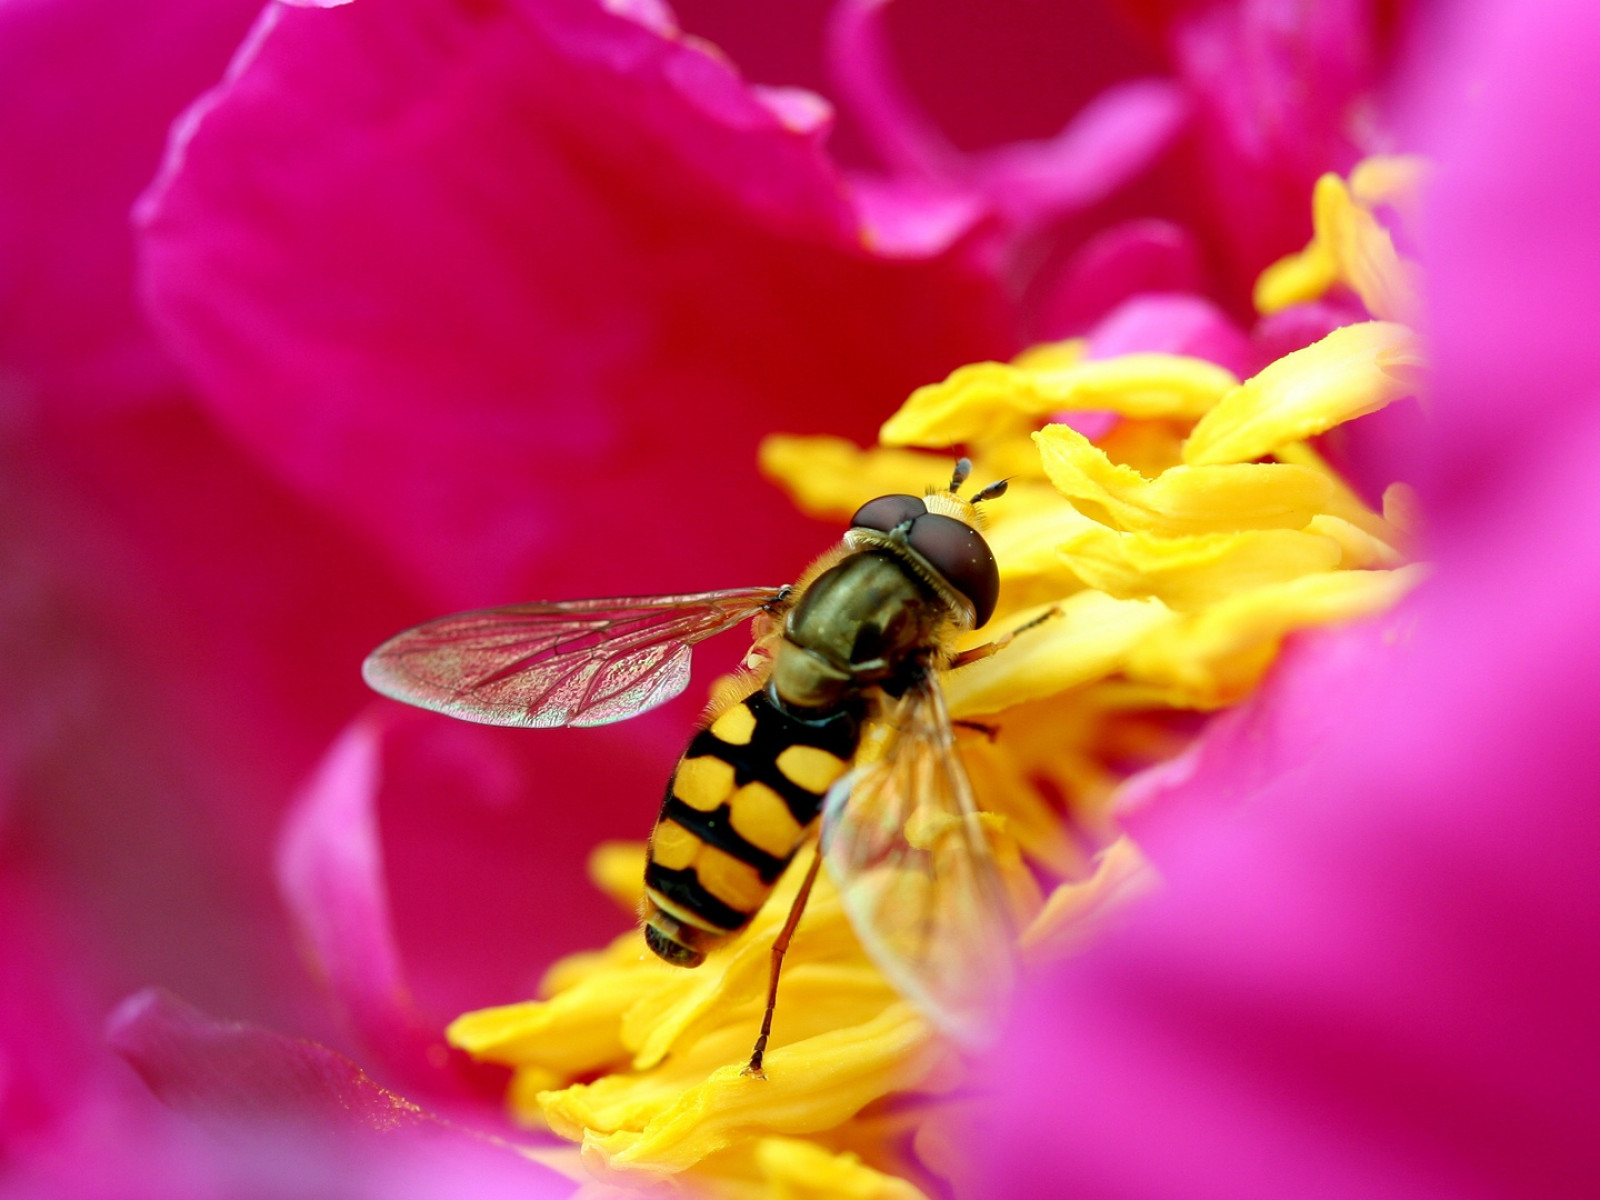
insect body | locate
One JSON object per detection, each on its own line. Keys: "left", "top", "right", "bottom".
{"left": 364, "top": 460, "right": 1021, "bottom": 1074}
{"left": 642, "top": 684, "right": 858, "bottom": 969}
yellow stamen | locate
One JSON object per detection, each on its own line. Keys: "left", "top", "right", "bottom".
{"left": 1255, "top": 158, "right": 1425, "bottom": 322}
{"left": 1183, "top": 321, "right": 1421, "bottom": 466}
{"left": 880, "top": 351, "right": 1238, "bottom": 448}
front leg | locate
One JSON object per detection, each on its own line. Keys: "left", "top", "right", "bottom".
{"left": 949, "top": 605, "right": 1062, "bottom": 670}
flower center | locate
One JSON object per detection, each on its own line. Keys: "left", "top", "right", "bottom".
{"left": 445, "top": 158, "right": 1426, "bottom": 1197}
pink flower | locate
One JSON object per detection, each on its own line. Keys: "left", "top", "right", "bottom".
{"left": 980, "top": 2, "right": 1600, "bottom": 1194}
{"left": 0, "top": 0, "right": 1410, "bottom": 1186}
{"left": 98, "top": 0, "right": 1206, "bottom": 1076}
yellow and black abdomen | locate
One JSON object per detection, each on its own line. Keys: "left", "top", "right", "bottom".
{"left": 642, "top": 687, "right": 859, "bottom": 966}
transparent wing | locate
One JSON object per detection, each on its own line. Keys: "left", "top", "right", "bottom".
{"left": 822, "top": 671, "right": 1019, "bottom": 1046}
{"left": 362, "top": 587, "right": 786, "bottom": 728}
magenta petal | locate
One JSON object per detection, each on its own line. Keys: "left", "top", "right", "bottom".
{"left": 109, "top": 988, "right": 435, "bottom": 1134}
{"left": 826, "top": 0, "right": 957, "bottom": 177}
{"left": 1035, "top": 219, "right": 1205, "bottom": 337}
{"left": 138, "top": 0, "right": 1011, "bottom": 606}
{"left": 1252, "top": 298, "right": 1368, "bottom": 362}
{"left": 276, "top": 717, "right": 450, "bottom": 1093}
{"left": 1410, "top": 0, "right": 1600, "bottom": 517}
{"left": 829, "top": 0, "right": 1185, "bottom": 233}
{"left": 1172, "top": 0, "right": 1374, "bottom": 285}
{"left": 845, "top": 174, "right": 991, "bottom": 258}
{"left": 978, "top": 2, "right": 1600, "bottom": 1193}
{"left": 1085, "top": 293, "right": 1253, "bottom": 375}
{"left": 971, "top": 79, "right": 1188, "bottom": 226}
{"left": 0, "top": 0, "right": 257, "bottom": 414}
{"left": 107, "top": 989, "right": 567, "bottom": 1192}
{"left": 282, "top": 701, "right": 681, "bottom": 1041}
{"left": 1113, "top": 615, "right": 1408, "bottom": 853}
{"left": 984, "top": 454, "right": 1600, "bottom": 1191}
{"left": 277, "top": 709, "right": 668, "bottom": 1097}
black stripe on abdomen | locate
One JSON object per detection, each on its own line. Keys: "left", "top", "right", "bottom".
{"left": 643, "top": 861, "right": 750, "bottom": 932}
{"left": 682, "top": 689, "right": 859, "bottom": 826}
{"left": 659, "top": 796, "right": 789, "bottom": 884}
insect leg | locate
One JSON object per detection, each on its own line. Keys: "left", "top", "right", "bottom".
{"left": 742, "top": 846, "right": 824, "bottom": 1080}
{"left": 952, "top": 718, "right": 1000, "bottom": 741}
{"left": 949, "top": 605, "right": 1062, "bottom": 669}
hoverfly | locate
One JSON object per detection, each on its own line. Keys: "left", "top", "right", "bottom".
{"left": 363, "top": 459, "right": 1031, "bottom": 1076}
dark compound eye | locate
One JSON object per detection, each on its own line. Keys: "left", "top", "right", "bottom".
{"left": 849, "top": 493, "right": 927, "bottom": 533}
{"left": 905, "top": 513, "right": 1000, "bottom": 628}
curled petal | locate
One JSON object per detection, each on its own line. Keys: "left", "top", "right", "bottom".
{"left": 828, "top": 1, "right": 1185, "bottom": 232}
{"left": 138, "top": 0, "right": 1011, "bottom": 605}
{"left": 826, "top": 0, "right": 955, "bottom": 178}
{"left": 970, "top": 80, "right": 1188, "bottom": 227}
{"left": 109, "top": 988, "right": 438, "bottom": 1134}
{"left": 1038, "top": 220, "right": 1206, "bottom": 336}
{"left": 277, "top": 718, "right": 444, "bottom": 1090}
{"left": 107, "top": 989, "right": 569, "bottom": 1193}
{"left": 1085, "top": 294, "right": 1255, "bottom": 377}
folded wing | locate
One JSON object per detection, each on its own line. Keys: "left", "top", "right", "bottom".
{"left": 821, "top": 671, "right": 1019, "bottom": 1045}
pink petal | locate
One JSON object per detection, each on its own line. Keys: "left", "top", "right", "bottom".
{"left": 137, "top": 0, "right": 1013, "bottom": 608}
{"left": 0, "top": 0, "right": 257, "bottom": 414}
{"left": 1034, "top": 219, "right": 1205, "bottom": 338}
{"left": 971, "top": 79, "right": 1189, "bottom": 227}
{"left": 826, "top": 0, "right": 956, "bottom": 177}
{"left": 106, "top": 988, "right": 568, "bottom": 1195}
{"left": 1085, "top": 292, "right": 1254, "bottom": 375}
{"left": 986, "top": 463, "right": 1600, "bottom": 1189}
{"left": 108, "top": 988, "right": 436, "bottom": 1135}
{"left": 1112, "top": 615, "right": 1407, "bottom": 852}
{"left": 1252, "top": 298, "right": 1369, "bottom": 362}
{"left": 844, "top": 173, "right": 991, "bottom": 258}
{"left": 282, "top": 704, "right": 693, "bottom": 1042}
{"left": 278, "top": 708, "right": 683, "bottom": 1094}
{"left": 1170, "top": 0, "right": 1377, "bottom": 290}
{"left": 1409, "top": 0, "right": 1600, "bottom": 518}
{"left": 979, "top": 2, "right": 1600, "bottom": 1193}
{"left": 276, "top": 718, "right": 456, "bottom": 1095}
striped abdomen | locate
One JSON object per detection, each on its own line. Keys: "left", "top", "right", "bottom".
{"left": 641, "top": 687, "right": 859, "bottom": 967}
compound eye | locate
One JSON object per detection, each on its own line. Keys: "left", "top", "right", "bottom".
{"left": 906, "top": 513, "right": 1000, "bottom": 628}
{"left": 850, "top": 493, "right": 927, "bottom": 533}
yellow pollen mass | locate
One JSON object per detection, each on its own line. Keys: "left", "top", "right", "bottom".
{"left": 1255, "top": 160, "right": 1425, "bottom": 323}
{"left": 774, "top": 744, "right": 848, "bottom": 795}
{"left": 709, "top": 702, "right": 758, "bottom": 746}
{"left": 672, "top": 755, "right": 735, "bottom": 812}
{"left": 727, "top": 781, "right": 805, "bottom": 859}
